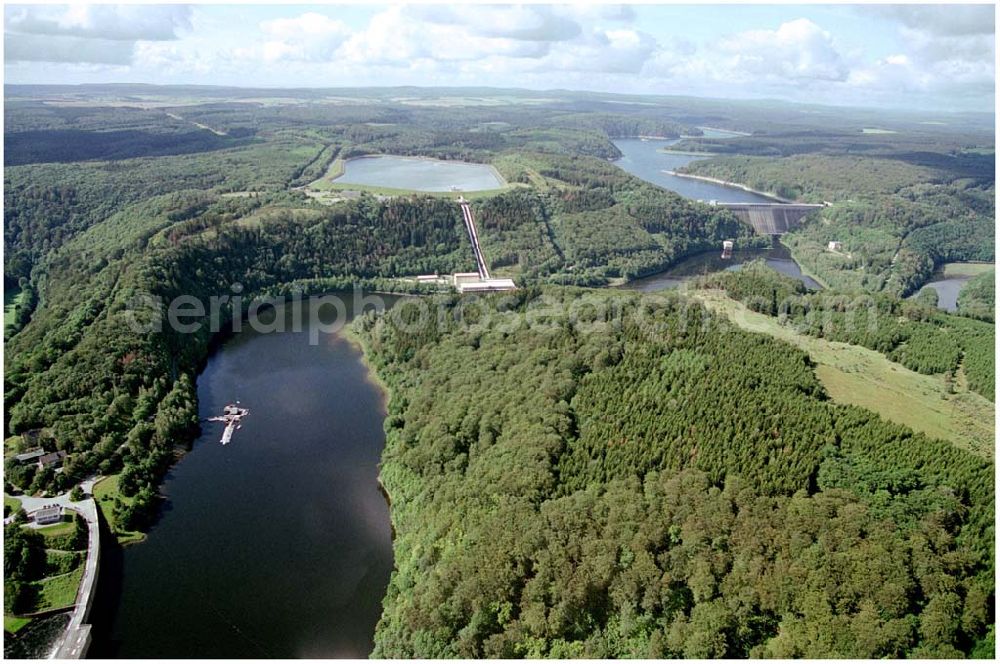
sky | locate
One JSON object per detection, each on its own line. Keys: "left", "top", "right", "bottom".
{"left": 3, "top": 2, "right": 996, "bottom": 112}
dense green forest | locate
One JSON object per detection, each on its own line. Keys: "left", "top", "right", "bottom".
{"left": 356, "top": 287, "right": 994, "bottom": 657}
{"left": 679, "top": 154, "right": 942, "bottom": 201}
{"left": 3, "top": 133, "right": 327, "bottom": 282}
{"left": 472, "top": 164, "right": 760, "bottom": 284}
{"left": 2, "top": 86, "right": 994, "bottom": 657}
{"left": 958, "top": 271, "right": 997, "bottom": 323}
{"left": 3, "top": 189, "right": 479, "bottom": 521}
{"left": 4, "top": 90, "right": 751, "bottom": 513}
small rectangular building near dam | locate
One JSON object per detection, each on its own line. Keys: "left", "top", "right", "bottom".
{"left": 457, "top": 278, "right": 517, "bottom": 293}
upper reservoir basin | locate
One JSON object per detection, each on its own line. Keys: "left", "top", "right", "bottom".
{"left": 334, "top": 155, "right": 505, "bottom": 192}
{"left": 90, "top": 295, "right": 397, "bottom": 658}
{"left": 612, "top": 138, "right": 777, "bottom": 204}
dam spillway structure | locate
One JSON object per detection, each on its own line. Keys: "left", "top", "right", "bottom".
{"left": 717, "top": 203, "right": 825, "bottom": 235}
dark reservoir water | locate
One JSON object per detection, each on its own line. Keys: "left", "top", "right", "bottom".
{"left": 623, "top": 244, "right": 823, "bottom": 293}
{"left": 612, "top": 138, "right": 777, "bottom": 204}
{"left": 91, "top": 295, "right": 396, "bottom": 658}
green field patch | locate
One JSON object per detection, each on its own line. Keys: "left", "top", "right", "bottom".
{"left": 30, "top": 567, "right": 83, "bottom": 613}
{"left": 5, "top": 493, "right": 23, "bottom": 516}
{"left": 693, "top": 289, "right": 994, "bottom": 459}
{"left": 35, "top": 520, "right": 75, "bottom": 539}
{"left": 44, "top": 549, "right": 83, "bottom": 576}
{"left": 4, "top": 285, "right": 25, "bottom": 331}
{"left": 93, "top": 475, "right": 146, "bottom": 546}
{"left": 306, "top": 157, "right": 345, "bottom": 190}
{"left": 4, "top": 615, "right": 32, "bottom": 633}
{"left": 941, "top": 261, "right": 995, "bottom": 278}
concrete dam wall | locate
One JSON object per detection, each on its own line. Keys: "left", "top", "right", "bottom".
{"left": 719, "top": 204, "right": 825, "bottom": 235}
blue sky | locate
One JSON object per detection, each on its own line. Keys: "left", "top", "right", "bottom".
{"left": 4, "top": 3, "right": 995, "bottom": 112}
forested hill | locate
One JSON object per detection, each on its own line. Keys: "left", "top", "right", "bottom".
{"left": 356, "top": 287, "right": 994, "bottom": 658}
{"left": 2, "top": 88, "right": 994, "bottom": 657}
{"left": 1, "top": 96, "right": 718, "bottom": 286}
{"left": 3, "top": 93, "right": 750, "bottom": 523}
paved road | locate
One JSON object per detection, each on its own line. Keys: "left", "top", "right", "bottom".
{"left": 8, "top": 479, "right": 101, "bottom": 659}
{"left": 15, "top": 483, "right": 96, "bottom": 521}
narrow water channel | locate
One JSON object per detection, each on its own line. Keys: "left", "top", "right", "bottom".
{"left": 622, "top": 243, "right": 822, "bottom": 293}
{"left": 90, "top": 296, "right": 396, "bottom": 658}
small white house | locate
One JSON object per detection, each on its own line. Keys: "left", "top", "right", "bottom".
{"left": 828, "top": 241, "right": 843, "bottom": 251}
{"left": 33, "top": 505, "right": 63, "bottom": 526}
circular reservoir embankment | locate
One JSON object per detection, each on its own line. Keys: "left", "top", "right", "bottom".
{"left": 333, "top": 154, "right": 505, "bottom": 192}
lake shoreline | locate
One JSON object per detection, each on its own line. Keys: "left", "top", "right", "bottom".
{"left": 779, "top": 238, "right": 831, "bottom": 290}
{"left": 663, "top": 170, "right": 791, "bottom": 203}
{"left": 658, "top": 149, "right": 716, "bottom": 157}
{"left": 342, "top": 323, "right": 398, "bottom": 546}
{"left": 618, "top": 244, "right": 823, "bottom": 293}
{"left": 696, "top": 125, "right": 752, "bottom": 137}
{"left": 93, "top": 295, "right": 397, "bottom": 658}
{"left": 610, "top": 138, "right": 780, "bottom": 205}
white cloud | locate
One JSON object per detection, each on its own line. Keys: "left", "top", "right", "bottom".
{"left": 337, "top": 6, "right": 555, "bottom": 67}
{"left": 865, "top": 4, "right": 995, "bottom": 37}
{"left": 5, "top": 4, "right": 191, "bottom": 41}
{"left": 847, "top": 48, "right": 994, "bottom": 103}
{"left": 403, "top": 4, "right": 582, "bottom": 42}
{"left": 5, "top": 4, "right": 190, "bottom": 64}
{"left": 845, "top": 6, "right": 995, "bottom": 107}
{"left": 539, "top": 27, "right": 658, "bottom": 74}
{"left": 715, "top": 19, "right": 849, "bottom": 83}
{"left": 254, "top": 12, "right": 351, "bottom": 63}
{"left": 563, "top": 4, "right": 636, "bottom": 23}
{"left": 334, "top": 6, "right": 656, "bottom": 76}
{"left": 134, "top": 41, "right": 216, "bottom": 76}
{"left": 6, "top": 32, "right": 134, "bottom": 65}
{"left": 642, "top": 18, "right": 851, "bottom": 103}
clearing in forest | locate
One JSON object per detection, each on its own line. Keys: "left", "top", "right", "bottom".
{"left": 692, "top": 289, "right": 994, "bottom": 459}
